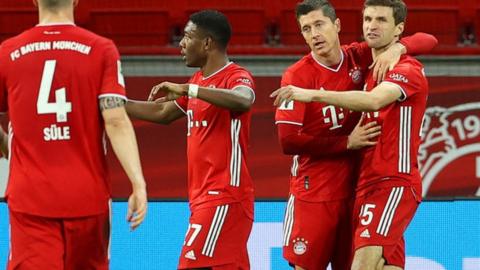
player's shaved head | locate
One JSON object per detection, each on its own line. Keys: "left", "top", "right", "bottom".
{"left": 189, "top": 10, "right": 231, "bottom": 50}
{"left": 37, "top": 0, "right": 72, "bottom": 9}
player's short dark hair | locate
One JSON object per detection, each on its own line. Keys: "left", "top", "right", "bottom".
{"left": 364, "top": 0, "right": 407, "bottom": 25}
{"left": 295, "top": 0, "right": 337, "bottom": 23}
{"left": 189, "top": 10, "right": 231, "bottom": 49}
{"left": 38, "top": 0, "right": 70, "bottom": 9}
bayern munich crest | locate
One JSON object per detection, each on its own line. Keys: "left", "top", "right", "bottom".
{"left": 292, "top": 237, "right": 308, "bottom": 255}
{"left": 349, "top": 67, "right": 363, "bottom": 84}
{"left": 419, "top": 102, "right": 480, "bottom": 197}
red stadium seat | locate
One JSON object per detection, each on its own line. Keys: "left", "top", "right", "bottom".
{"left": 404, "top": 8, "right": 460, "bottom": 45}
{"left": 0, "top": 9, "right": 37, "bottom": 41}
{"left": 89, "top": 9, "right": 170, "bottom": 47}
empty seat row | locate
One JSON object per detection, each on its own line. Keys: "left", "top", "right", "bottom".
{"left": 0, "top": 1, "right": 479, "bottom": 54}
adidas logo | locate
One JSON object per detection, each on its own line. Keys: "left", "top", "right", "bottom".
{"left": 360, "top": 229, "right": 370, "bottom": 238}
{"left": 185, "top": 250, "right": 196, "bottom": 260}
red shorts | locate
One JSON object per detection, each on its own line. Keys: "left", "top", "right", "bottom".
{"left": 353, "top": 186, "right": 419, "bottom": 268}
{"left": 8, "top": 209, "right": 110, "bottom": 270}
{"left": 178, "top": 203, "right": 253, "bottom": 270}
{"left": 282, "top": 195, "right": 354, "bottom": 270}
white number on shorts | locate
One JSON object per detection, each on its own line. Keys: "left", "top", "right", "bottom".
{"left": 37, "top": 60, "right": 72, "bottom": 122}
{"left": 184, "top": 223, "right": 202, "bottom": 246}
{"left": 359, "top": 203, "right": 376, "bottom": 226}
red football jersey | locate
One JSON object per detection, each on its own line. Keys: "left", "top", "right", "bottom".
{"left": 358, "top": 55, "right": 428, "bottom": 197}
{"left": 275, "top": 43, "right": 372, "bottom": 202}
{"left": 174, "top": 62, "right": 255, "bottom": 217}
{"left": 0, "top": 24, "right": 126, "bottom": 217}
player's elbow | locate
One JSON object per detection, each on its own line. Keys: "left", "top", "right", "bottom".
{"left": 232, "top": 98, "right": 253, "bottom": 112}
{"left": 364, "top": 97, "right": 385, "bottom": 112}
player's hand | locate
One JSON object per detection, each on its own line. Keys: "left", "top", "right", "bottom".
{"left": 148, "top": 82, "right": 188, "bottom": 102}
{"left": 0, "top": 125, "right": 8, "bottom": 158}
{"left": 126, "top": 186, "right": 147, "bottom": 231}
{"left": 270, "top": 85, "right": 315, "bottom": 106}
{"left": 347, "top": 114, "right": 381, "bottom": 150}
{"left": 369, "top": 42, "right": 404, "bottom": 84}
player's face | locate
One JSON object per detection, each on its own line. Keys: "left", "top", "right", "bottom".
{"left": 298, "top": 9, "right": 340, "bottom": 58}
{"left": 363, "top": 6, "right": 404, "bottom": 50}
{"left": 179, "top": 21, "right": 208, "bottom": 67}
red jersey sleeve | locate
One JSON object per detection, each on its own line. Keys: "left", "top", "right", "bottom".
{"left": 382, "top": 62, "right": 424, "bottom": 102}
{"left": 174, "top": 96, "right": 188, "bottom": 114}
{"left": 343, "top": 42, "right": 373, "bottom": 70}
{"left": 400, "top": 32, "right": 438, "bottom": 56}
{"left": 275, "top": 69, "right": 306, "bottom": 126}
{"left": 99, "top": 39, "right": 126, "bottom": 99}
{"left": 226, "top": 70, "right": 255, "bottom": 90}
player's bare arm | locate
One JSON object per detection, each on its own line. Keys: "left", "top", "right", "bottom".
{"left": 149, "top": 82, "right": 254, "bottom": 112}
{"left": 271, "top": 83, "right": 402, "bottom": 112}
{"left": 100, "top": 96, "right": 148, "bottom": 231}
{"left": 126, "top": 99, "right": 185, "bottom": 124}
{"left": 0, "top": 125, "right": 8, "bottom": 157}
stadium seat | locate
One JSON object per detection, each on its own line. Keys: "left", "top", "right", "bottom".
{"left": 404, "top": 8, "right": 460, "bottom": 45}
{"left": 0, "top": 9, "right": 37, "bottom": 41}
{"left": 89, "top": 9, "right": 170, "bottom": 47}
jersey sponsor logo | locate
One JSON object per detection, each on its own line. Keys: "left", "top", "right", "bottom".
{"left": 389, "top": 73, "right": 409, "bottom": 83}
{"left": 292, "top": 237, "right": 308, "bottom": 255}
{"left": 185, "top": 250, "right": 197, "bottom": 260}
{"left": 186, "top": 110, "right": 208, "bottom": 136}
{"left": 235, "top": 77, "right": 253, "bottom": 86}
{"left": 419, "top": 102, "right": 480, "bottom": 197}
{"left": 349, "top": 67, "right": 363, "bottom": 84}
{"left": 360, "top": 228, "right": 371, "bottom": 238}
{"left": 322, "top": 105, "right": 345, "bottom": 130}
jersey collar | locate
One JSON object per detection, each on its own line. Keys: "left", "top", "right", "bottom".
{"left": 202, "top": 61, "right": 233, "bottom": 80}
{"left": 310, "top": 49, "right": 344, "bottom": 73}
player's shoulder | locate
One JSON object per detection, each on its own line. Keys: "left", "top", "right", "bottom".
{"left": 71, "top": 26, "right": 116, "bottom": 48}
{"left": 285, "top": 53, "right": 315, "bottom": 74}
{"left": 225, "top": 62, "right": 253, "bottom": 77}
{"left": 395, "top": 55, "right": 423, "bottom": 71}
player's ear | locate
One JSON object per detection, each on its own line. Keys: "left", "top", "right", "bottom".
{"left": 394, "top": 22, "right": 404, "bottom": 37}
{"left": 73, "top": 0, "right": 79, "bottom": 7}
{"left": 204, "top": 36, "right": 213, "bottom": 51}
{"left": 334, "top": 18, "right": 341, "bottom": 33}
{"left": 32, "top": 0, "right": 38, "bottom": 7}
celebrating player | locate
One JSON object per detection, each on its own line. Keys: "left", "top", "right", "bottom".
{"left": 0, "top": 0, "right": 147, "bottom": 269}
{"left": 272, "top": 0, "right": 432, "bottom": 269}
{"left": 275, "top": 1, "right": 437, "bottom": 269}
{"left": 127, "top": 10, "right": 255, "bottom": 269}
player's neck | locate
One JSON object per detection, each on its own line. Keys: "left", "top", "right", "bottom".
{"left": 201, "top": 53, "right": 229, "bottom": 78}
{"left": 311, "top": 46, "right": 342, "bottom": 67}
{"left": 372, "top": 37, "right": 398, "bottom": 60}
{"left": 38, "top": 7, "right": 75, "bottom": 25}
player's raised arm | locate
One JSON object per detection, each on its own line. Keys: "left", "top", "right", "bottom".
{"left": 100, "top": 96, "right": 147, "bottom": 231}
{"left": 370, "top": 32, "right": 438, "bottom": 82}
{"left": 0, "top": 125, "right": 7, "bottom": 157}
{"left": 126, "top": 99, "right": 185, "bottom": 124}
{"left": 149, "top": 82, "right": 254, "bottom": 112}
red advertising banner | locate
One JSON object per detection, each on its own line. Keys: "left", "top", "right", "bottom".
{"left": 101, "top": 77, "right": 480, "bottom": 199}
